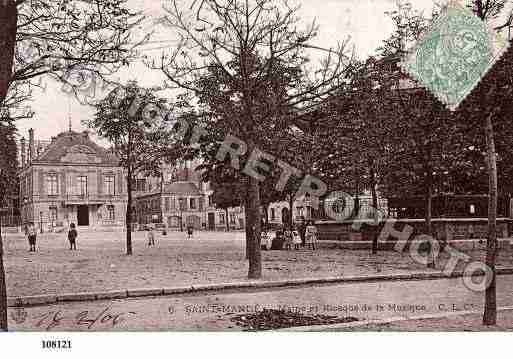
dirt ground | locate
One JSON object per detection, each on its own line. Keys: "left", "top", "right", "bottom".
{"left": 3, "top": 230, "right": 513, "bottom": 297}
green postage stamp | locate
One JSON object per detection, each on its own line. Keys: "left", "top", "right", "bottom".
{"left": 401, "top": 0, "right": 510, "bottom": 111}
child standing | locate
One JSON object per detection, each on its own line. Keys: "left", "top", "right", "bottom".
{"left": 26, "top": 222, "right": 37, "bottom": 252}
{"left": 283, "top": 228, "right": 293, "bottom": 250}
{"left": 147, "top": 225, "right": 156, "bottom": 247}
{"left": 305, "top": 221, "right": 318, "bottom": 250}
{"left": 292, "top": 228, "right": 302, "bottom": 250}
{"left": 68, "top": 223, "right": 78, "bottom": 250}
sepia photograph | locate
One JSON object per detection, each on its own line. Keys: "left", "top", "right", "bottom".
{"left": 1, "top": 0, "right": 513, "bottom": 354}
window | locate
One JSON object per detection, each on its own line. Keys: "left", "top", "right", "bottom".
{"left": 190, "top": 198, "right": 196, "bottom": 210}
{"left": 49, "top": 206, "right": 57, "bottom": 222}
{"left": 136, "top": 179, "right": 146, "bottom": 192}
{"left": 46, "top": 174, "right": 58, "bottom": 195}
{"left": 165, "top": 197, "right": 170, "bottom": 211}
{"left": 306, "top": 206, "right": 312, "bottom": 219}
{"left": 77, "top": 176, "right": 87, "bottom": 196}
{"left": 208, "top": 195, "right": 214, "bottom": 207}
{"left": 230, "top": 213, "right": 236, "bottom": 224}
{"left": 297, "top": 206, "right": 304, "bottom": 217}
{"left": 219, "top": 213, "right": 225, "bottom": 224}
{"left": 271, "top": 208, "right": 276, "bottom": 221}
{"left": 107, "top": 205, "right": 115, "bottom": 220}
{"left": 170, "top": 197, "right": 176, "bottom": 210}
{"left": 178, "top": 198, "right": 186, "bottom": 211}
{"left": 104, "top": 175, "right": 115, "bottom": 195}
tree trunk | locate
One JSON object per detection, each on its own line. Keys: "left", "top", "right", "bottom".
{"left": 425, "top": 169, "right": 435, "bottom": 269}
{"left": 126, "top": 170, "right": 133, "bottom": 255}
{"left": 354, "top": 176, "right": 361, "bottom": 219}
{"left": 247, "top": 175, "right": 262, "bottom": 279}
{"left": 244, "top": 208, "right": 250, "bottom": 260}
{"left": 0, "top": 213, "right": 8, "bottom": 331}
{"left": 288, "top": 194, "right": 294, "bottom": 231}
{"left": 225, "top": 208, "right": 229, "bottom": 232}
{"left": 0, "top": 2, "right": 17, "bottom": 104}
{"left": 244, "top": 181, "right": 250, "bottom": 259}
{"left": 369, "top": 165, "right": 379, "bottom": 254}
{"left": 483, "top": 112, "right": 498, "bottom": 326}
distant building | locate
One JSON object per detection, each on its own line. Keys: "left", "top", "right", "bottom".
{"left": 133, "top": 159, "right": 245, "bottom": 230}
{"left": 18, "top": 129, "right": 127, "bottom": 232}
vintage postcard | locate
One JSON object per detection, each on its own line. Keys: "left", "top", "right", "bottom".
{"left": 1, "top": 0, "right": 513, "bottom": 354}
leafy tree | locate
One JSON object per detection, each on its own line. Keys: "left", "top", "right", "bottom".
{"left": 457, "top": 0, "right": 513, "bottom": 327}
{"left": 149, "top": 0, "right": 352, "bottom": 279}
{"left": 208, "top": 167, "right": 244, "bottom": 232}
{"left": 87, "top": 82, "right": 174, "bottom": 255}
{"left": 0, "top": 120, "right": 18, "bottom": 331}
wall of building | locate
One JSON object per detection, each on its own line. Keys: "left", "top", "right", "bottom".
{"left": 20, "top": 164, "right": 127, "bottom": 230}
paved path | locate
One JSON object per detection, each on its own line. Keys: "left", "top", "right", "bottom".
{"left": 8, "top": 275, "right": 513, "bottom": 331}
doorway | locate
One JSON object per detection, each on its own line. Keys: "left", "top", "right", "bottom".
{"left": 77, "top": 205, "right": 89, "bottom": 226}
{"left": 207, "top": 212, "right": 215, "bottom": 230}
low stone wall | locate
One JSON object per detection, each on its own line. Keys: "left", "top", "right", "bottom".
{"left": 315, "top": 218, "right": 513, "bottom": 242}
{"left": 0, "top": 226, "right": 20, "bottom": 234}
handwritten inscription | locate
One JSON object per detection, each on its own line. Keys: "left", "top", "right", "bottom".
{"left": 33, "top": 306, "right": 136, "bottom": 331}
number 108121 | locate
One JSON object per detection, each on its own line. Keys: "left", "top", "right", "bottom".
{"left": 42, "top": 340, "right": 72, "bottom": 349}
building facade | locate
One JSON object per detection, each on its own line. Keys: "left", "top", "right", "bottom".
{"left": 19, "top": 129, "right": 127, "bottom": 232}
{"left": 134, "top": 179, "right": 245, "bottom": 231}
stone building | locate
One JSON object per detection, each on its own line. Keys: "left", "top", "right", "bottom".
{"left": 18, "top": 129, "right": 127, "bottom": 232}
{"left": 134, "top": 159, "right": 245, "bottom": 231}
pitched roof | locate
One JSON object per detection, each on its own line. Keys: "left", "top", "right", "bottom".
{"left": 33, "top": 131, "right": 119, "bottom": 166}
{"left": 162, "top": 181, "right": 201, "bottom": 196}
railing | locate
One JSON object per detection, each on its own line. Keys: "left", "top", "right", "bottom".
{"left": 62, "top": 194, "right": 124, "bottom": 204}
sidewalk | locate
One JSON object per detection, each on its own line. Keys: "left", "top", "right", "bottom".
{"left": 292, "top": 306, "right": 513, "bottom": 331}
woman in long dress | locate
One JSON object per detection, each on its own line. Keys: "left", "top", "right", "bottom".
{"left": 305, "top": 221, "right": 318, "bottom": 250}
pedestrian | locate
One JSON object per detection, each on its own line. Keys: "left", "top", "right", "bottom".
{"left": 298, "top": 220, "right": 306, "bottom": 247}
{"left": 26, "top": 222, "right": 37, "bottom": 252}
{"left": 283, "top": 227, "right": 293, "bottom": 250}
{"left": 292, "top": 227, "right": 302, "bottom": 250}
{"left": 187, "top": 225, "right": 194, "bottom": 239}
{"left": 147, "top": 225, "right": 156, "bottom": 247}
{"left": 68, "top": 223, "right": 78, "bottom": 250}
{"left": 305, "top": 221, "right": 318, "bottom": 250}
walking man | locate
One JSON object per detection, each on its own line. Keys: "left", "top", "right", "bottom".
{"left": 68, "top": 223, "right": 78, "bottom": 250}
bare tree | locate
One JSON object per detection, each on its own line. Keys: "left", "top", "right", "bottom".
{"left": 0, "top": 0, "right": 149, "bottom": 331}
{"left": 148, "top": 0, "right": 352, "bottom": 278}
{"left": 0, "top": 0, "right": 149, "bottom": 105}
{"left": 470, "top": 0, "right": 512, "bottom": 327}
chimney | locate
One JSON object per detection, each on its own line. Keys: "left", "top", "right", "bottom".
{"left": 28, "top": 128, "right": 35, "bottom": 163}
{"left": 20, "top": 138, "right": 26, "bottom": 167}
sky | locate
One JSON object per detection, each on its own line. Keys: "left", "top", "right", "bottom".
{"left": 16, "top": 0, "right": 437, "bottom": 141}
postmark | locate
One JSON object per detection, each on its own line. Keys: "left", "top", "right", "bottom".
{"left": 400, "top": 0, "right": 509, "bottom": 110}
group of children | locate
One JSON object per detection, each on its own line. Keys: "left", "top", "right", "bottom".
{"left": 145, "top": 224, "right": 194, "bottom": 246}
{"left": 282, "top": 221, "right": 318, "bottom": 250}
{"left": 23, "top": 222, "right": 78, "bottom": 252}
